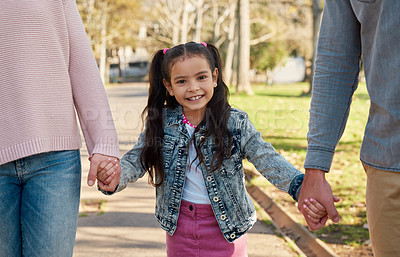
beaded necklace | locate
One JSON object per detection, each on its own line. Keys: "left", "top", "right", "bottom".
{"left": 182, "top": 112, "right": 197, "bottom": 128}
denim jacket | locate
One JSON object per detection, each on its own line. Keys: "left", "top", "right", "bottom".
{"left": 111, "top": 106, "right": 304, "bottom": 242}
{"left": 305, "top": 0, "right": 400, "bottom": 172}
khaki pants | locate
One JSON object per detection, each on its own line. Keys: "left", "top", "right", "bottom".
{"left": 364, "top": 164, "right": 400, "bottom": 257}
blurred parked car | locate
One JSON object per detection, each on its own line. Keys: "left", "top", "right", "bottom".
{"left": 121, "top": 61, "right": 150, "bottom": 82}
{"left": 109, "top": 63, "right": 120, "bottom": 83}
{"left": 109, "top": 61, "right": 150, "bottom": 83}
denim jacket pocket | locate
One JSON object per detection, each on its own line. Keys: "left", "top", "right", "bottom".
{"left": 221, "top": 143, "right": 242, "bottom": 176}
{"left": 162, "top": 135, "right": 177, "bottom": 170}
{"left": 221, "top": 161, "right": 243, "bottom": 176}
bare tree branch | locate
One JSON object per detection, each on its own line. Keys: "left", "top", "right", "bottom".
{"left": 250, "top": 32, "right": 274, "bottom": 45}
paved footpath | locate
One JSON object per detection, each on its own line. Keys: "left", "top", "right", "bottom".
{"left": 73, "top": 83, "right": 297, "bottom": 257}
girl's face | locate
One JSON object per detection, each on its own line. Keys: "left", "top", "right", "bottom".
{"left": 164, "top": 56, "right": 218, "bottom": 125}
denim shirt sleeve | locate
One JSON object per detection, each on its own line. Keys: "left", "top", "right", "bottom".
{"left": 100, "top": 130, "right": 147, "bottom": 195}
{"left": 304, "top": 0, "right": 362, "bottom": 172}
{"left": 239, "top": 112, "right": 304, "bottom": 201}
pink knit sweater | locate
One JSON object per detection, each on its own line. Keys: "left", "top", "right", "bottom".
{"left": 0, "top": 0, "right": 119, "bottom": 165}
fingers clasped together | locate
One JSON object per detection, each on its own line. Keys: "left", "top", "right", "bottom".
{"left": 97, "top": 158, "right": 121, "bottom": 192}
{"left": 301, "top": 196, "right": 340, "bottom": 229}
{"left": 298, "top": 169, "right": 341, "bottom": 231}
{"left": 88, "top": 153, "right": 121, "bottom": 192}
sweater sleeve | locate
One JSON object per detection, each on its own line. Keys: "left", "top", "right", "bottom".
{"left": 64, "top": 0, "right": 120, "bottom": 158}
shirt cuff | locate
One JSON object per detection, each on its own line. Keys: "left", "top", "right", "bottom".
{"left": 304, "top": 147, "right": 335, "bottom": 172}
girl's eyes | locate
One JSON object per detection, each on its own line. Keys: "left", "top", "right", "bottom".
{"left": 174, "top": 75, "right": 207, "bottom": 84}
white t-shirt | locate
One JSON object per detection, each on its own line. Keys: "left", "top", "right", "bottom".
{"left": 181, "top": 124, "right": 211, "bottom": 204}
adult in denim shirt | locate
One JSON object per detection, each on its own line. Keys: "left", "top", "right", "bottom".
{"left": 298, "top": 1, "right": 400, "bottom": 256}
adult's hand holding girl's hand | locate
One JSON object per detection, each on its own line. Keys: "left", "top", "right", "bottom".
{"left": 298, "top": 169, "right": 340, "bottom": 231}
{"left": 97, "top": 158, "right": 121, "bottom": 192}
{"left": 88, "top": 153, "right": 120, "bottom": 192}
{"left": 302, "top": 196, "right": 340, "bottom": 229}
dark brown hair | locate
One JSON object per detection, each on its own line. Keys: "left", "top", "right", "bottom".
{"left": 141, "top": 42, "right": 232, "bottom": 187}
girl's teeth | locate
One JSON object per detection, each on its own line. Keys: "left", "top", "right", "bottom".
{"left": 189, "top": 96, "right": 201, "bottom": 100}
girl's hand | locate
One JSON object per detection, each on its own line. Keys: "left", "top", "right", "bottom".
{"left": 87, "top": 153, "right": 119, "bottom": 187}
{"left": 97, "top": 158, "right": 119, "bottom": 184}
{"left": 303, "top": 196, "right": 340, "bottom": 224}
{"left": 97, "top": 158, "right": 121, "bottom": 192}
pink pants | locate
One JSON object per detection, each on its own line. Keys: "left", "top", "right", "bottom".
{"left": 166, "top": 200, "right": 247, "bottom": 257}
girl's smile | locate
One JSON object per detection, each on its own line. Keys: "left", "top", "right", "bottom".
{"left": 164, "top": 56, "right": 218, "bottom": 126}
{"left": 188, "top": 95, "right": 203, "bottom": 101}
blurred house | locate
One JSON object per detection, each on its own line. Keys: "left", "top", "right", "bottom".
{"left": 271, "top": 56, "right": 306, "bottom": 84}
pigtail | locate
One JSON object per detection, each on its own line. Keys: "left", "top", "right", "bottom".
{"left": 206, "top": 44, "right": 225, "bottom": 87}
{"left": 140, "top": 50, "right": 166, "bottom": 187}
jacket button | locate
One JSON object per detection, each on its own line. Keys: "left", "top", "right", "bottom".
{"left": 230, "top": 233, "right": 236, "bottom": 239}
{"left": 206, "top": 176, "right": 212, "bottom": 182}
{"left": 220, "top": 214, "right": 226, "bottom": 220}
{"left": 213, "top": 197, "right": 219, "bottom": 202}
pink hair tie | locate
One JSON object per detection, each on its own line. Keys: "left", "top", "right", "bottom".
{"left": 163, "top": 48, "right": 169, "bottom": 54}
{"left": 200, "top": 42, "right": 207, "bottom": 47}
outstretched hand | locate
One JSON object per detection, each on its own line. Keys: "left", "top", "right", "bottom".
{"left": 298, "top": 169, "right": 340, "bottom": 231}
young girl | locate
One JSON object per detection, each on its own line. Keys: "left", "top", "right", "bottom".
{"left": 98, "top": 42, "right": 327, "bottom": 256}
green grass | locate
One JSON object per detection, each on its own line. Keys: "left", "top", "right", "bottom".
{"left": 98, "top": 199, "right": 106, "bottom": 215}
{"left": 79, "top": 199, "right": 107, "bottom": 217}
{"left": 231, "top": 82, "right": 370, "bottom": 246}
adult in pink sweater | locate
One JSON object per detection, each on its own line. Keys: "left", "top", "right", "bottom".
{"left": 0, "top": 0, "right": 119, "bottom": 256}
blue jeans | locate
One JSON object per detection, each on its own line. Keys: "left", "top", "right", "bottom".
{"left": 0, "top": 150, "right": 81, "bottom": 257}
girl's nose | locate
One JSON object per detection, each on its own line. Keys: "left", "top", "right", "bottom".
{"left": 188, "top": 82, "right": 200, "bottom": 91}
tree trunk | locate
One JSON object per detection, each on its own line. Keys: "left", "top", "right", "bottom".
{"left": 237, "top": 0, "right": 253, "bottom": 95}
{"left": 99, "top": 1, "right": 108, "bottom": 85}
{"left": 86, "top": 0, "right": 95, "bottom": 44}
{"left": 171, "top": 3, "right": 183, "bottom": 45}
{"left": 224, "top": 1, "right": 237, "bottom": 85}
{"left": 308, "top": 0, "right": 323, "bottom": 93}
{"left": 181, "top": 2, "right": 189, "bottom": 43}
{"left": 172, "top": 26, "right": 180, "bottom": 46}
{"left": 232, "top": 0, "right": 240, "bottom": 87}
{"left": 194, "top": 0, "right": 204, "bottom": 42}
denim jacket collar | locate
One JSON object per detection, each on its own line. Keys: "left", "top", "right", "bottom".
{"left": 164, "top": 105, "right": 208, "bottom": 133}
